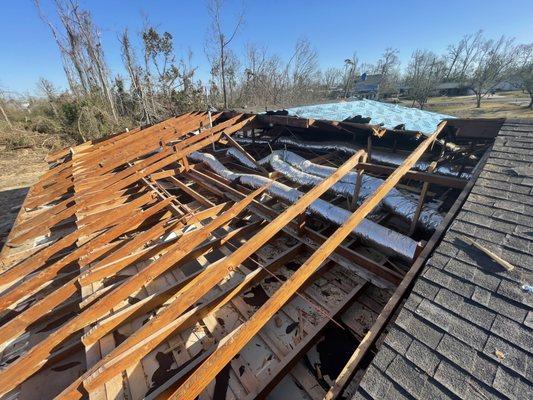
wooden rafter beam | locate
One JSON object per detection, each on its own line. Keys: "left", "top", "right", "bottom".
{"left": 170, "top": 121, "right": 445, "bottom": 399}
{"left": 355, "top": 162, "right": 466, "bottom": 189}
{"left": 63, "top": 149, "right": 364, "bottom": 397}
{"left": 0, "top": 187, "right": 267, "bottom": 395}
{"left": 325, "top": 140, "right": 488, "bottom": 400}
{"left": 187, "top": 168, "right": 402, "bottom": 287}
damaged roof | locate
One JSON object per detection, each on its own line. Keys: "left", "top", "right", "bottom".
{"left": 0, "top": 109, "right": 520, "bottom": 400}
{"left": 353, "top": 119, "right": 533, "bottom": 400}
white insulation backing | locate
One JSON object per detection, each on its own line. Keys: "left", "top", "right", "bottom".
{"left": 234, "top": 136, "right": 469, "bottom": 179}
{"left": 190, "top": 151, "right": 418, "bottom": 261}
{"left": 227, "top": 148, "right": 444, "bottom": 232}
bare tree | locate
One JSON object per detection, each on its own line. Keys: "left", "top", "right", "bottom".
{"left": 323, "top": 67, "right": 342, "bottom": 95}
{"left": 373, "top": 47, "right": 400, "bottom": 99}
{"left": 445, "top": 30, "right": 483, "bottom": 81}
{"left": 69, "top": 1, "right": 118, "bottom": 122}
{"left": 35, "top": 0, "right": 118, "bottom": 121}
{"left": 119, "top": 29, "right": 152, "bottom": 123}
{"left": 405, "top": 50, "right": 447, "bottom": 109}
{"left": 515, "top": 43, "right": 533, "bottom": 109}
{"left": 240, "top": 43, "right": 288, "bottom": 107}
{"left": 467, "top": 35, "right": 517, "bottom": 107}
{"left": 0, "top": 89, "right": 13, "bottom": 128}
{"left": 206, "top": 0, "right": 244, "bottom": 109}
{"left": 38, "top": 78, "right": 60, "bottom": 118}
{"left": 284, "top": 38, "right": 320, "bottom": 104}
{"left": 342, "top": 54, "right": 358, "bottom": 98}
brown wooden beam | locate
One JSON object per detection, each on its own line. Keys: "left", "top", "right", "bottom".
{"left": 76, "top": 149, "right": 363, "bottom": 395}
{"left": 0, "top": 187, "right": 267, "bottom": 395}
{"left": 355, "top": 162, "right": 466, "bottom": 189}
{"left": 170, "top": 121, "right": 445, "bottom": 399}
{"left": 324, "top": 141, "right": 488, "bottom": 400}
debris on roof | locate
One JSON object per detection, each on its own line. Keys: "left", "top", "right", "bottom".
{"left": 348, "top": 119, "right": 533, "bottom": 400}
{"left": 0, "top": 110, "right": 518, "bottom": 400}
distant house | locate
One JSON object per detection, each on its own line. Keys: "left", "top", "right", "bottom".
{"left": 492, "top": 79, "right": 521, "bottom": 91}
{"left": 354, "top": 74, "right": 382, "bottom": 99}
{"left": 435, "top": 82, "right": 472, "bottom": 96}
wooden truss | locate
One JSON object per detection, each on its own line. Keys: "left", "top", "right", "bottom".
{"left": 0, "top": 111, "right": 470, "bottom": 400}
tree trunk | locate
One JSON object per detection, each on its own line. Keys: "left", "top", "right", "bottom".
{"left": 0, "top": 103, "right": 13, "bottom": 128}
{"left": 528, "top": 93, "right": 533, "bottom": 110}
{"left": 476, "top": 93, "right": 482, "bottom": 108}
{"left": 220, "top": 37, "right": 227, "bottom": 109}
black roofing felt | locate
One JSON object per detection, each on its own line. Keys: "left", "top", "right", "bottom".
{"left": 353, "top": 120, "right": 533, "bottom": 400}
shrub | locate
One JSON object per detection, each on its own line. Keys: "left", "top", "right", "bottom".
{"left": 27, "top": 116, "right": 61, "bottom": 135}
{"left": 4, "top": 132, "right": 34, "bottom": 150}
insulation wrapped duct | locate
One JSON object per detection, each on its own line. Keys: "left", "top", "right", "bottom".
{"left": 190, "top": 151, "right": 418, "bottom": 261}
{"left": 234, "top": 136, "right": 469, "bottom": 179}
{"left": 228, "top": 149, "right": 444, "bottom": 232}
{"left": 227, "top": 147, "right": 259, "bottom": 170}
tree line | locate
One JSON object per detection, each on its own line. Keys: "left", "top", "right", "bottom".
{"left": 1, "top": 0, "right": 531, "bottom": 145}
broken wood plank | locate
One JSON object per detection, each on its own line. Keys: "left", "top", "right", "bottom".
{"left": 170, "top": 121, "right": 445, "bottom": 400}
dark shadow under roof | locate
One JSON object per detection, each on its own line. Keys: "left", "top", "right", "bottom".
{"left": 353, "top": 119, "right": 533, "bottom": 400}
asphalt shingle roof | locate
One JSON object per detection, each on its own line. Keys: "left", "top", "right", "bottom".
{"left": 353, "top": 119, "right": 533, "bottom": 400}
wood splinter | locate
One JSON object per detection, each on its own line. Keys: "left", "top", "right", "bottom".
{"left": 464, "top": 237, "right": 515, "bottom": 271}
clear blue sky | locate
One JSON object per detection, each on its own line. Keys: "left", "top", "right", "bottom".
{"left": 1, "top": 0, "right": 532, "bottom": 94}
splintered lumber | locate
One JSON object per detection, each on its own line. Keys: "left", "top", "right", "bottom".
{"left": 169, "top": 121, "right": 444, "bottom": 400}
{"left": 0, "top": 191, "right": 155, "bottom": 287}
{"left": 0, "top": 197, "right": 172, "bottom": 311}
{"left": 0, "top": 187, "right": 267, "bottom": 395}
{"left": 58, "top": 149, "right": 363, "bottom": 398}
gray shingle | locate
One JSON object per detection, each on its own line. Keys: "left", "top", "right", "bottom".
{"left": 412, "top": 278, "right": 439, "bottom": 301}
{"left": 419, "top": 379, "right": 456, "bottom": 400}
{"left": 441, "top": 306, "right": 490, "bottom": 351}
{"left": 403, "top": 293, "right": 423, "bottom": 312}
{"left": 423, "top": 267, "right": 452, "bottom": 287}
{"left": 437, "top": 334, "right": 477, "bottom": 372}
{"left": 459, "top": 298, "right": 496, "bottom": 330}
{"left": 471, "top": 286, "right": 492, "bottom": 307}
{"left": 358, "top": 365, "right": 394, "bottom": 399}
{"left": 493, "top": 366, "right": 519, "bottom": 399}
{"left": 396, "top": 310, "right": 444, "bottom": 349}
{"left": 496, "top": 279, "right": 529, "bottom": 306}
{"left": 405, "top": 339, "right": 441, "bottom": 376}
{"left": 483, "top": 334, "right": 528, "bottom": 377}
{"left": 384, "top": 327, "right": 412, "bottom": 354}
{"left": 385, "top": 356, "right": 427, "bottom": 398}
{"left": 434, "top": 288, "right": 464, "bottom": 311}
{"left": 491, "top": 315, "right": 533, "bottom": 354}
{"left": 415, "top": 299, "right": 452, "bottom": 332}
{"left": 487, "top": 294, "right": 528, "bottom": 324}
{"left": 372, "top": 344, "right": 396, "bottom": 372}
{"left": 434, "top": 360, "right": 470, "bottom": 397}
{"left": 471, "top": 354, "right": 498, "bottom": 386}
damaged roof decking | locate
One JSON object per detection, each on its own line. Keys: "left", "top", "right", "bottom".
{"left": 354, "top": 120, "right": 533, "bottom": 400}
{"left": 0, "top": 111, "right": 482, "bottom": 400}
